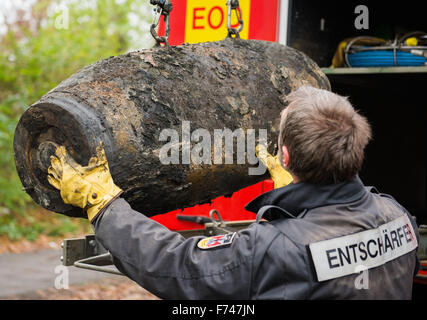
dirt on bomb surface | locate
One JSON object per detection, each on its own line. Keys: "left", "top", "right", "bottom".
{"left": 4, "top": 277, "right": 160, "bottom": 300}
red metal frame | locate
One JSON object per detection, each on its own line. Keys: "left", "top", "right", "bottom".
{"left": 151, "top": 179, "right": 274, "bottom": 231}
{"left": 414, "top": 261, "right": 427, "bottom": 285}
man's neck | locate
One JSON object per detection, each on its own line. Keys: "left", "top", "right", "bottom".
{"left": 291, "top": 175, "right": 300, "bottom": 184}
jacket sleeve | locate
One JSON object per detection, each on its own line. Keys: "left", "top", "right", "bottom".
{"left": 92, "top": 198, "right": 257, "bottom": 299}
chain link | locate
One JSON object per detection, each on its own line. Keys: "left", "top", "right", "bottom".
{"left": 150, "top": 0, "right": 173, "bottom": 46}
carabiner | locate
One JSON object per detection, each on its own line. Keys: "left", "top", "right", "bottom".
{"left": 227, "top": 0, "right": 244, "bottom": 38}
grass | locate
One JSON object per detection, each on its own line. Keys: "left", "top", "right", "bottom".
{"left": 0, "top": 206, "right": 92, "bottom": 242}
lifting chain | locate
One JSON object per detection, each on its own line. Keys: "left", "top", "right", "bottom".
{"left": 150, "top": 0, "right": 173, "bottom": 46}
{"left": 227, "top": 0, "right": 243, "bottom": 39}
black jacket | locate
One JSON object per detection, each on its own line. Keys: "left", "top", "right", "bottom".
{"left": 92, "top": 176, "right": 419, "bottom": 299}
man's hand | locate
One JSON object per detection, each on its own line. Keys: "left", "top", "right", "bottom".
{"left": 47, "top": 143, "right": 122, "bottom": 222}
{"left": 255, "top": 144, "right": 293, "bottom": 189}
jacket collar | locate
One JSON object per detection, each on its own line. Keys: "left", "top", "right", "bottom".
{"left": 245, "top": 175, "right": 367, "bottom": 220}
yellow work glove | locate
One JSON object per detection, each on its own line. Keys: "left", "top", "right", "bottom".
{"left": 47, "top": 143, "right": 122, "bottom": 222}
{"left": 255, "top": 144, "right": 293, "bottom": 189}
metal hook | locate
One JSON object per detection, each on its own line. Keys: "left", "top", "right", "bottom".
{"left": 227, "top": 0, "right": 243, "bottom": 39}
{"left": 209, "top": 209, "right": 224, "bottom": 226}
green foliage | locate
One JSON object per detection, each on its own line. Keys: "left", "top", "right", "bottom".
{"left": 0, "top": 96, "right": 29, "bottom": 211}
{"left": 0, "top": 212, "right": 91, "bottom": 241}
{"left": 0, "top": 0, "right": 152, "bottom": 239}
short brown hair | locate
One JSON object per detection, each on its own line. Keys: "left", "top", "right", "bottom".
{"left": 279, "top": 85, "right": 372, "bottom": 184}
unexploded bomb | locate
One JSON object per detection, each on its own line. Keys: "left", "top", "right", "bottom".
{"left": 14, "top": 38, "right": 330, "bottom": 218}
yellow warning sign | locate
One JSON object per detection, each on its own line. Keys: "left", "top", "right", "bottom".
{"left": 184, "top": 0, "right": 251, "bottom": 44}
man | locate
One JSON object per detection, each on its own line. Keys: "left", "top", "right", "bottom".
{"left": 47, "top": 85, "right": 419, "bottom": 299}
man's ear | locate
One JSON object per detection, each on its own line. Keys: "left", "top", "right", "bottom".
{"left": 281, "top": 145, "right": 290, "bottom": 167}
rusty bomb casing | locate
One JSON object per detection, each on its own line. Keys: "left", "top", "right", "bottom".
{"left": 13, "top": 39, "right": 330, "bottom": 218}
